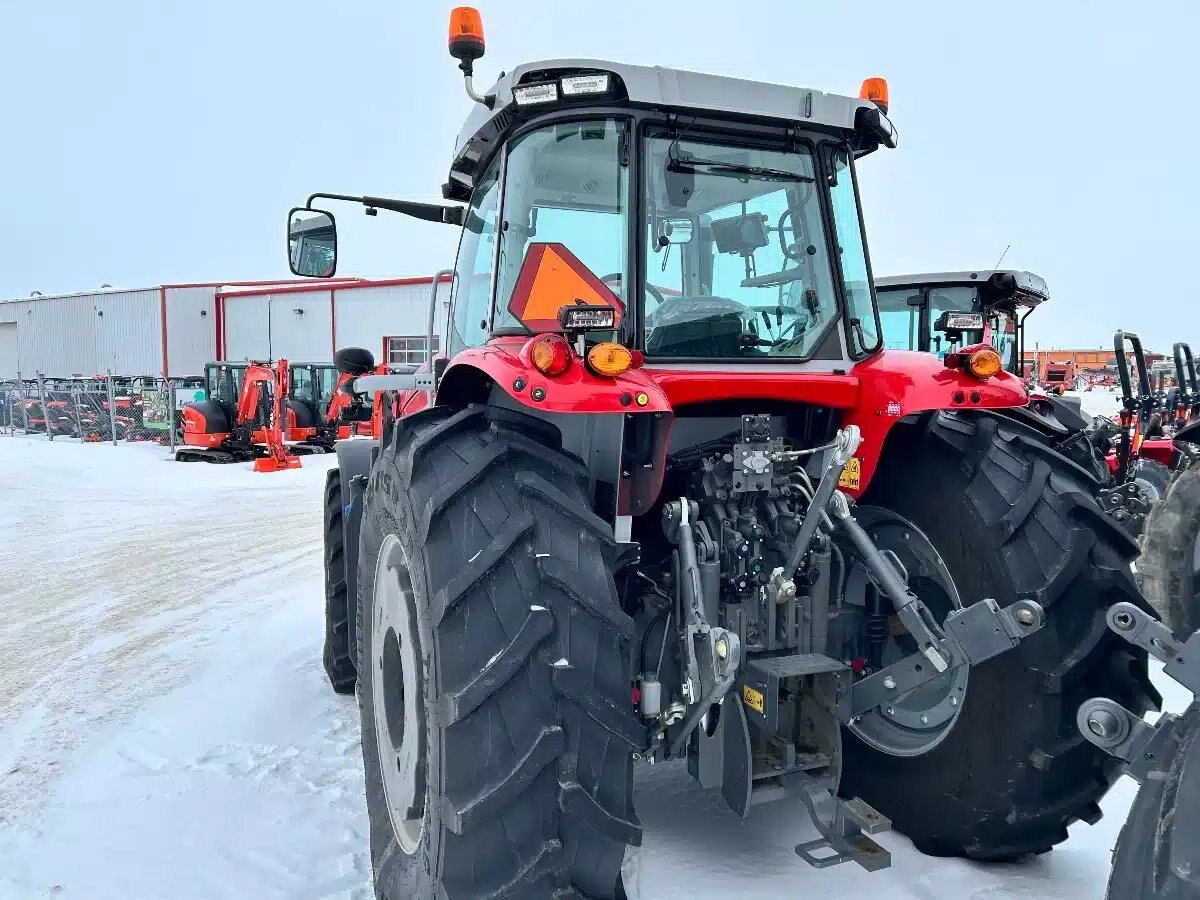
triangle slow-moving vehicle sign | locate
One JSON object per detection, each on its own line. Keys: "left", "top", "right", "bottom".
{"left": 507, "top": 242, "right": 624, "bottom": 333}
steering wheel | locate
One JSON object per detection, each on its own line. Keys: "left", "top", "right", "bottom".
{"left": 600, "top": 273, "right": 667, "bottom": 310}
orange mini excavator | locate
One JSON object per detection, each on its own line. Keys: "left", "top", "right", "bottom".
{"left": 175, "top": 359, "right": 301, "bottom": 470}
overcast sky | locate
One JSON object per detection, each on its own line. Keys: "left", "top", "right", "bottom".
{"left": 1, "top": 1, "right": 1195, "bottom": 353}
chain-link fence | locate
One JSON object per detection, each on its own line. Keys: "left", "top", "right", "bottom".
{"left": 1, "top": 372, "right": 203, "bottom": 450}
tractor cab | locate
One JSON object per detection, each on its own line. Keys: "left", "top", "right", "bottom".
{"left": 291, "top": 60, "right": 900, "bottom": 379}
{"left": 874, "top": 270, "right": 1047, "bottom": 376}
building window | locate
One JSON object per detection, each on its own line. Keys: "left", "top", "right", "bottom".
{"left": 386, "top": 335, "right": 439, "bottom": 367}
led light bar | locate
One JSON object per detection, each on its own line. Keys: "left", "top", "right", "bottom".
{"left": 560, "top": 73, "right": 611, "bottom": 96}
{"left": 513, "top": 82, "right": 559, "bottom": 105}
{"left": 559, "top": 305, "right": 617, "bottom": 331}
{"left": 943, "top": 312, "right": 984, "bottom": 330}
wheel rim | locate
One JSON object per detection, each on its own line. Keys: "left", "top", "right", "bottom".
{"left": 1134, "top": 476, "right": 1162, "bottom": 503}
{"left": 841, "top": 507, "right": 967, "bottom": 758}
{"left": 371, "top": 534, "right": 426, "bottom": 854}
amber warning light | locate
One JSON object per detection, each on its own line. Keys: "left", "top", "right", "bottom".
{"left": 859, "top": 77, "right": 889, "bottom": 114}
{"left": 448, "top": 7, "right": 485, "bottom": 65}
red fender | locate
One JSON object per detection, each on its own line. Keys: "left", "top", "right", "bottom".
{"left": 842, "top": 350, "right": 1029, "bottom": 495}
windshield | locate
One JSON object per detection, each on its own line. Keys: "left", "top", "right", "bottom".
{"left": 641, "top": 134, "right": 839, "bottom": 359}
{"left": 291, "top": 366, "right": 316, "bottom": 403}
{"left": 205, "top": 365, "right": 244, "bottom": 405}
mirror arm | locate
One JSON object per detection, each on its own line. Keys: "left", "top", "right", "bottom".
{"left": 306, "top": 192, "right": 464, "bottom": 226}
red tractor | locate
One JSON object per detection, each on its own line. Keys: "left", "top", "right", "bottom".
{"left": 175, "top": 360, "right": 300, "bottom": 470}
{"left": 293, "top": 12, "right": 1155, "bottom": 897}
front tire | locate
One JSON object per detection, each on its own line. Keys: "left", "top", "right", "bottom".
{"left": 1139, "top": 464, "right": 1200, "bottom": 635}
{"left": 323, "top": 469, "right": 357, "bottom": 694}
{"left": 839, "top": 411, "right": 1158, "bottom": 860}
{"left": 358, "top": 406, "right": 641, "bottom": 899}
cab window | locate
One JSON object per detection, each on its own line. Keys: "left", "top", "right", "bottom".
{"left": 493, "top": 119, "right": 629, "bottom": 333}
{"left": 827, "top": 147, "right": 879, "bottom": 355}
{"left": 448, "top": 156, "right": 502, "bottom": 355}
{"left": 876, "top": 287, "right": 922, "bottom": 350}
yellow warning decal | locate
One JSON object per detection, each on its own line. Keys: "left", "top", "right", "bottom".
{"left": 743, "top": 684, "right": 765, "bottom": 715}
{"left": 838, "top": 457, "right": 862, "bottom": 491}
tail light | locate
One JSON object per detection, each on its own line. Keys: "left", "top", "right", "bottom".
{"left": 528, "top": 334, "right": 573, "bottom": 376}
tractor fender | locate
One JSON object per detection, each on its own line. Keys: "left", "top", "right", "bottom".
{"left": 334, "top": 438, "right": 378, "bottom": 660}
{"left": 843, "top": 349, "right": 1029, "bottom": 495}
{"left": 437, "top": 339, "right": 671, "bottom": 414}
{"left": 1175, "top": 419, "right": 1200, "bottom": 447}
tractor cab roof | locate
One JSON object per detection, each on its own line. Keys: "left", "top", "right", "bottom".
{"left": 446, "top": 58, "right": 894, "bottom": 201}
{"left": 875, "top": 270, "right": 1048, "bottom": 312}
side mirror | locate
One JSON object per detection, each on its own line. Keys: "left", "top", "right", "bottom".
{"left": 288, "top": 208, "right": 338, "bottom": 277}
{"left": 334, "top": 347, "right": 375, "bottom": 377}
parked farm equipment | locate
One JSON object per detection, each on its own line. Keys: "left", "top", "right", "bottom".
{"left": 293, "top": 11, "right": 1157, "bottom": 897}
{"left": 1138, "top": 341, "right": 1200, "bottom": 637}
{"left": 1077, "top": 607, "right": 1200, "bottom": 898}
{"left": 175, "top": 359, "right": 300, "bottom": 469}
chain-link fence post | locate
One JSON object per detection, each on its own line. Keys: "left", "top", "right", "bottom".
{"left": 105, "top": 369, "right": 119, "bottom": 446}
{"left": 70, "top": 384, "right": 84, "bottom": 442}
{"left": 15, "top": 372, "right": 28, "bottom": 433}
{"left": 0, "top": 380, "right": 11, "bottom": 435}
{"left": 36, "top": 373, "right": 53, "bottom": 441}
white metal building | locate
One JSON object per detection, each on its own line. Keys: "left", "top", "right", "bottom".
{"left": 0, "top": 276, "right": 448, "bottom": 379}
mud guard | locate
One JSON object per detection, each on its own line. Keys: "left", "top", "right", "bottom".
{"left": 689, "top": 695, "right": 753, "bottom": 818}
{"left": 334, "top": 438, "right": 378, "bottom": 662}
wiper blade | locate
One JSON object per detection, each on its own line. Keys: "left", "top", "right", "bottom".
{"left": 668, "top": 156, "right": 814, "bottom": 183}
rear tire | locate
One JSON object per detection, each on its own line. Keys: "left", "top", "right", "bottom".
{"left": 1139, "top": 464, "right": 1200, "bottom": 635}
{"left": 840, "top": 411, "right": 1158, "bottom": 860}
{"left": 323, "top": 469, "right": 357, "bottom": 694}
{"left": 358, "top": 405, "right": 641, "bottom": 899}
{"left": 1106, "top": 702, "right": 1200, "bottom": 899}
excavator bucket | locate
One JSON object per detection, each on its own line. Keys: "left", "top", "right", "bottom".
{"left": 253, "top": 454, "right": 302, "bottom": 473}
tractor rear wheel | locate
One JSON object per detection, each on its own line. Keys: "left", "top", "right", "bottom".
{"left": 358, "top": 405, "right": 640, "bottom": 899}
{"left": 322, "top": 469, "right": 357, "bottom": 694}
{"left": 1139, "top": 464, "right": 1200, "bottom": 635}
{"left": 839, "top": 411, "right": 1158, "bottom": 860}
{"left": 1106, "top": 702, "right": 1200, "bottom": 899}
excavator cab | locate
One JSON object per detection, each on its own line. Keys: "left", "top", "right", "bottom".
{"left": 286, "top": 362, "right": 345, "bottom": 448}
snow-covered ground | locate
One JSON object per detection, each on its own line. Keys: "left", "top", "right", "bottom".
{"left": 0, "top": 389, "right": 1187, "bottom": 900}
